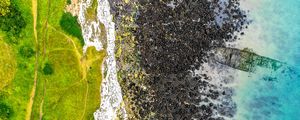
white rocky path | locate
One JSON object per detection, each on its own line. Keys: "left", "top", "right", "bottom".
{"left": 78, "top": 0, "right": 127, "bottom": 119}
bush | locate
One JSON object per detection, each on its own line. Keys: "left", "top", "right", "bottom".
{"left": 0, "top": 3, "right": 26, "bottom": 37}
{"left": 0, "top": 102, "right": 13, "bottom": 120}
{"left": 43, "top": 63, "right": 54, "bottom": 75}
{"left": 67, "top": 0, "right": 71, "bottom": 5}
{"left": 60, "top": 12, "right": 84, "bottom": 46}
{"left": 19, "top": 45, "right": 34, "bottom": 58}
{"left": 0, "top": 0, "right": 10, "bottom": 16}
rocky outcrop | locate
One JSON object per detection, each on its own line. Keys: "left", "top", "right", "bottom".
{"left": 212, "top": 47, "right": 284, "bottom": 72}
{"left": 132, "top": 0, "right": 248, "bottom": 119}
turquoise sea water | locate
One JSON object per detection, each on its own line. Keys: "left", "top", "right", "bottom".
{"left": 234, "top": 0, "right": 300, "bottom": 119}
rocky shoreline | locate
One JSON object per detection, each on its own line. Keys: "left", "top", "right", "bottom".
{"left": 114, "top": 0, "right": 249, "bottom": 119}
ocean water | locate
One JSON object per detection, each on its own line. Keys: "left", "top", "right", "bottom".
{"left": 233, "top": 0, "right": 300, "bottom": 119}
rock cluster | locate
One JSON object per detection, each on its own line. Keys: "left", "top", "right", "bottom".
{"left": 133, "top": 0, "right": 248, "bottom": 119}
{"left": 113, "top": 0, "right": 249, "bottom": 119}
{"left": 136, "top": 0, "right": 248, "bottom": 74}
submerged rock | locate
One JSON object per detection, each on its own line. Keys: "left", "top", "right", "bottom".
{"left": 211, "top": 47, "right": 284, "bottom": 72}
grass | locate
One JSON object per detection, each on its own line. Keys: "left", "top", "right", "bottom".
{"left": 0, "top": 40, "right": 16, "bottom": 91}
{"left": 0, "top": 0, "right": 106, "bottom": 119}
{"left": 0, "top": 0, "right": 36, "bottom": 119}
{"left": 0, "top": 39, "right": 16, "bottom": 120}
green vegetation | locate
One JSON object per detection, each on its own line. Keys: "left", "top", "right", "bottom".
{"left": 0, "top": 0, "right": 106, "bottom": 119}
{"left": 0, "top": 0, "right": 10, "bottom": 16}
{"left": 42, "top": 62, "right": 54, "bottom": 75}
{"left": 0, "top": 40, "right": 16, "bottom": 90}
{"left": 19, "top": 45, "right": 34, "bottom": 58}
{"left": 0, "top": 3, "right": 26, "bottom": 40}
{"left": 0, "top": 0, "right": 36, "bottom": 118}
{"left": 59, "top": 12, "right": 84, "bottom": 46}
{"left": 67, "top": 0, "right": 71, "bottom": 5}
{"left": 0, "top": 102, "right": 13, "bottom": 120}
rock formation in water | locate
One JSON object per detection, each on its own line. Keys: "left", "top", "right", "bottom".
{"left": 211, "top": 47, "right": 284, "bottom": 72}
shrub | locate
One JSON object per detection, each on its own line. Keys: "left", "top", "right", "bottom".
{"left": 43, "top": 63, "right": 54, "bottom": 75}
{"left": 67, "top": 0, "right": 71, "bottom": 5}
{"left": 59, "top": 12, "right": 84, "bottom": 46}
{"left": 0, "top": 102, "right": 13, "bottom": 120}
{"left": 19, "top": 45, "right": 34, "bottom": 58}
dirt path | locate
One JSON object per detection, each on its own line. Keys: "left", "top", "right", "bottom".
{"left": 39, "top": 0, "right": 51, "bottom": 119}
{"left": 39, "top": 79, "right": 46, "bottom": 120}
{"left": 80, "top": 79, "right": 89, "bottom": 120}
{"left": 42, "top": 0, "right": 51, "bottom": 59}
{"left": 26, "top": 0, "right": 38, "bottom": 119}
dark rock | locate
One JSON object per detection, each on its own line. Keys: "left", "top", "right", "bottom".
{"left": 116, "top": 0, "right": 249, "bottom": 119}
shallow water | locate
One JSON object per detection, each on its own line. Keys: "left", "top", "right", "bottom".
{"left": 234, "top": 0, "right": 300, "bottom": 119}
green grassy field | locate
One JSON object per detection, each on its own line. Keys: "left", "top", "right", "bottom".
{"left": 0, "top": 0, "right": 105, "bottom": 119}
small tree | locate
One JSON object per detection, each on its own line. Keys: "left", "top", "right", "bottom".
{"left": 43, "top": 63, "right": 54, "bottom": 75}
{"left": 0, "top": 3, "right": 26, "bottom": 41}
{"left": 19, "top": 45, "right": 35, "bottom": 58}
{"left": 0, "top": 0, "right": 10, "bottom": 16}
{"left": 0, "top": 102, "right": 13, "bottom": 120}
